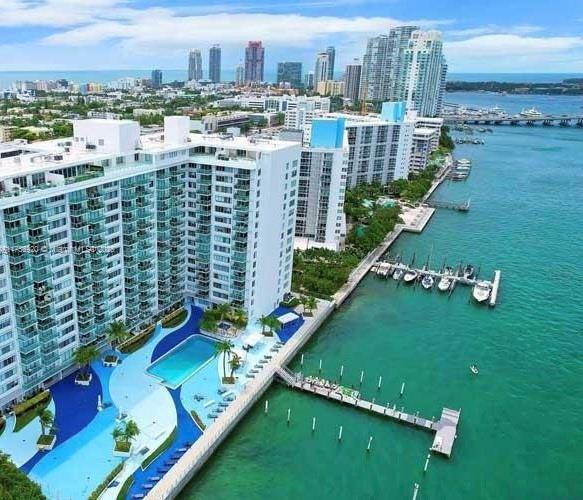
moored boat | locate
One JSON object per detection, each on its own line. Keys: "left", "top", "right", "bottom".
{"left": 472, "top": 281, "right": 491, "bottom": 303}
{"left": 421, "top": 274, "right": 434, "bottom": 290}
{"left": 392, "top": 268, "right": 404, "bottom": 281}
{"left": 403, "top": 270, "right": 418, "bottom": 283}
{"left": 463, "top": 264, "right": 475, "bottom": 279}
{"left": 438, "top": 270, "right": 453, "bottom": 291}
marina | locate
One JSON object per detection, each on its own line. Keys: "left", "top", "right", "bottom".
{"left": 275, "top": 367, "right": 461, "bottom": 458}
{"left": 372, "top": 255, "right": 502, "bottom": 306}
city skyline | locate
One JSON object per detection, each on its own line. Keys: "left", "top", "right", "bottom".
{"left": 0, "top": 0, "right": 582, "bottom": 73}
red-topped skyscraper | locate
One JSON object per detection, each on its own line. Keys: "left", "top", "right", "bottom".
{"left": 244, "top": 41, "right": 265, "bottom": 83}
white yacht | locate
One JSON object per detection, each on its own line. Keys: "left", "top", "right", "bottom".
{"left": 438, "top": 267, "right": 453, "bottom": 292}
{"left": 392, "top": 268, "right": 404, "bottom": 281}
{"left": 421, "top": 275, "right": 434, "bottom": 290}
{"left": 519, "top": 107, "right": 543, "bottom": 119}
{"left": 472, "top": 281, "right": 491, "bottom": 303}
{"left": 403, "top": 270, "right": 418, "bottom": 283}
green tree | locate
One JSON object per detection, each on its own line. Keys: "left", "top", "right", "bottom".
{"left": 74, "top": 345, "right": 99, "bottom": 379}
{"left": 214, "top": 340, "right": 234, "bottom": 380}
{"left": 106, "top": 320, "right": 129, "bottom": 350}
{"left": 304, "top": 296, "right": 317, "bottom": 315}
{"left": 259, "top": 315, "right": 270, "bottom": 335}
{"left": 38, "top": 409, "right": 54, "bottom": 437}
{"left": 123, "top": 420, "right": 140, "bottom": 443}
{"left": 229, "top": 353, "right": 242, "bottom": 378}
{"left": 0, "top": 453, "right": 46, "bottom": 500}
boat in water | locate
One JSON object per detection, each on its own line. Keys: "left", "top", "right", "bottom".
{"left": 438, "top": 267, "right": 453, "bottom": 292}
{"left": 519, "top": 107, "right": 543, "bottom": 119}
{"left": 472, "top": 281, "right": 491, "bottom": 303}
{"left": 403, "top": 270, "right": 418, "bottom": 283}
{"left": 421, "top": 274, "right": 434, "bottom": 290}
{"left": 392, "top": 268, "right": 404, "bottom": 281}
{"left": 470, "top": 364, "right": 479, "bottom": 375}
{"left": 463, "top": 265, "right": 475, "bottom": 279}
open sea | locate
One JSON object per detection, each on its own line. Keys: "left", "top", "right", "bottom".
{"left": 177, "top": 93, "right": 583, "bottom": 499}
{"left": 1, "top": 71, "right": 582, "bottom": 90}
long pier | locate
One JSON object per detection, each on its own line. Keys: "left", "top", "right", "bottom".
{"left": 426, "top": 199, "right": 470, "bottom": 212}
{"left": 445, "top": 114, "right": 583, "bottom": 127}
{"left": 276, "top": 368, "right": 461, "bottom": 458}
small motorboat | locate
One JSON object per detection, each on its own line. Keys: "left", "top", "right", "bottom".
{"left": 392, "top": 268, "right": 404, "bottom": 280}
{"left": 463, "top": 264, "right": 475, "bottom": 279}
{"left": 470, "top": 364, "right": 479, "bottom": 375}
{"left": 421, "top": 274, "right": 434, "bottom": 290}
{"left": 438, "top": 267, "right": 453, "bottom": 292}
{"left": 472, "top": 281, "right": 491, "bottom": 303}
{"left": 403, "top": 270, "right": 418, "bottom": 283}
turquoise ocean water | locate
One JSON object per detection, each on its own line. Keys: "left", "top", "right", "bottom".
{"left": 178, "top": 93, "right": 583, "bottom": 500}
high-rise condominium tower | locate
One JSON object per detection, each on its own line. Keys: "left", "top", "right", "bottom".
{"left": 0, "top": 117, "right": 300, "bottom": 409}
{"left": 326, "top": 46, "right": 336, "bottom": 80}
{"left": 401, "top": 31, "right": 447, "bottom": 117}
{"left": 235, "top": 63, "right": 245, "bottom": 86}
{"left": 209, "top": 45, "right": 221, "bottom": 83}
{"left": 188, "top": 49, "right": 203, "bottom": 81}
{"left": 344, "top": 59, "right": 362, "bottom": 102}
{"left": 359, "top": 26, "right": 446, "bottom": 117}
{"left": 151, "top": 69, "right": 162, "bottom": 89}
{"left": 277, "top": 62, "right": 303, "bottom": 88}
{"left": 244, "top": 41, "right": 265, "bottom": 83}
{"left": 313, "top": 53, "right": 330, "bottom": 90}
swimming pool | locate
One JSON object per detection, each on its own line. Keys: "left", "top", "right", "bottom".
{"left": 147, "top": 335, "right": 217, "bottom": 389}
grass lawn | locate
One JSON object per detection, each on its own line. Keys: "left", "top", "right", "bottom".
{"left": 36, "top": 434, "right": 55, "bottom": 446}
{"left": 14, "top": 395, "right": 52, "bottom": 433}
{"left": 116, "top": 475, "right": 134, "bottom": 500}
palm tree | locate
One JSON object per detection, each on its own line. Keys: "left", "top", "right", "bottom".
{"left": 200, "top": 314, "right": 218, "bottom": 333}
{"left": 215, "top": 303, "right": 231, "bottom": 322}
{"left": 74, "top": 345, "right": 99, "bottom": 380}
{"left": 106, "top": 320, "right": 129, "bottom": 350}
{"left": 230, "top": 308, "right": 247, "bottom": 333}
{"left": 38, "top": 409, "right": 54, "bottom": 436}
{"left": 229, "top": 353, "right": 241, "bottom": 378}
{"left": 123, "top": 419, "right": 140, "bottom": 444}
{"left": 214, "top": 340, "right": 234, "bottom": 380}
{"left": 304, "top": 296, "right": 317, "bottom": 315}
{"left": 299, "top": 295, "right": 308, "bottom": 313}
{"left": 267, "top": 316, "right": 281, "bottom": 335}
{"left": 259, "top": 315, "right": 270, "bottom": 335}
{"left": 112, "top": 425, "right": 124, "bottom": 443}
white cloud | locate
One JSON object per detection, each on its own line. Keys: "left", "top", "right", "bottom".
{"left": 445, "top": 34, "right": 583, "bottom": 71}
{"left": 42, "top": 12, "right": 438, "bottom": 49}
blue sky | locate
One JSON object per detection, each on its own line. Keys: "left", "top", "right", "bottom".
{"left": 1, "top": 0, "right": 582, "bottom": 73}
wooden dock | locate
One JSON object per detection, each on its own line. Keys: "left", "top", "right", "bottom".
{"left": 276, "top": 368, "right": 461, "bottom": 458}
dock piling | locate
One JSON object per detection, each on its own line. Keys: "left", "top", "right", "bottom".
{"left": 264, "top": 400, "right": 269, "bottom": 414}
{"left": 340, "top": 365, "right": 344, "bottom": 379}
{"left": 412, "top": 483, "right": 420, "bottom": 500}
{"left": 319, "top": 359, "right": 322, "bottom": 373}
{"left": 287, "top": 408, "right": 291, "bottom": 424}
{"left": 312, "top": 417, "right": 316, "bottom": 432}
{"left": 400, "top": 382, "right": 405, "bottom": 397}
{"left": 360, "top": 370, "right": 364, "bottom": 385}
{"left": 424, "top": 453, "right": 430, "bottom": 473}
{"left": 367, "top": 436, "right": 373, "bottom": 452}
{"left": 377, "top": 376, "right": 382, "bottom": 390}
{"left": 338, "top": 425, "right": 343, "bottom": 441}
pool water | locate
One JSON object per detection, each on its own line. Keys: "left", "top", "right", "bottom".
{"left": 147, "top": 335, "right": 217, "bottom": 389}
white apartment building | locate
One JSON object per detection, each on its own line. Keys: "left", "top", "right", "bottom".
{"left": 291, "top": 102, "right": 416, "bottom": 186}
{"left": 216, "top": 94, "right": 331, "bottom": 115}
{"left": 0, "top": 117, "right": 299, "bottom": 409}
{"left": 410, "top": 117, "right": 443, "bottom": 174}
{"left": 281, "top": 118, "right": 348, "bottom": 251}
